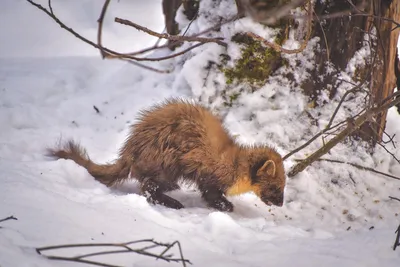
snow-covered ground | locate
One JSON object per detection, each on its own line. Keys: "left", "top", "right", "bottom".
{"left": 1, "top": 0, "right": 400, "bottom": 266}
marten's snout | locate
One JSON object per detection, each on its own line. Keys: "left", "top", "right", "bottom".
{"left": 261, "top": 191, "right": 284, "bottom": 207}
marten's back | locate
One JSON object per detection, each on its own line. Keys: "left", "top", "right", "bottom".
{"left": 119, "top": 99, "right": 236, "bottom": 180}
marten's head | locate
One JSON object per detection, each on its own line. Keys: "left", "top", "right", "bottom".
{"left": 249, "top": 152, "right": 286, "bottom": 207}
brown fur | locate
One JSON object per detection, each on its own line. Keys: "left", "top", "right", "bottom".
{"left": 47, "top": 98, "right": 286, "bottom": 212}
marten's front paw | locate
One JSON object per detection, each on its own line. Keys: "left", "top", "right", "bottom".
{"left": 209, "top": 197, "right": 234, "bottom": 212}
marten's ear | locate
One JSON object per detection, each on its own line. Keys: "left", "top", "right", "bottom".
{"left": 257, "top": 160, "right": 276, "bottom": 177}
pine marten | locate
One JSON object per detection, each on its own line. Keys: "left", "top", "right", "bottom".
{"left": 47, "top": 98, "right": 286, "bottom": 212}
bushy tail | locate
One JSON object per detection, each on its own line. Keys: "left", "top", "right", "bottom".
{"left": 46, "top": 139, "right": 131, "bottom": 187}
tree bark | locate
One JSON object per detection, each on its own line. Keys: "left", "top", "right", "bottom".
{"left": 395, "top": 48, "right": 400, "bottom": 113}
{"left": 303, "top": 0, "right": 400, "bottom": 145}
{"left": 366, "top": 0, "right": 400, "bottom": 142}
{"left": 302, "top": 0, "right": 368, "bottom": 100}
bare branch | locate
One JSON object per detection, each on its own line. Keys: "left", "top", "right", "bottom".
{"left": 25, "top": 0, "right": 140, "bottom": 60}
{"left": 112, "top": 42, "right": 205, "bottom": 62}
{"left": 377, "top": 141, "right": 400, "bottom": 164}
{"left": 0, "top": 215, "right": 18, "bottom": 224}
{"left": 393, "top": 224, "right": 400, "bottom": 251}
{"left": 36, "top": 239, "right": 191, "bottom": 267}
{"left": 283, "top": 82, "right": 366, "bottom": 160}
{"left": 122, "top": 60, "right": 172, "bottom": 73}
{"left": 389, "top": 196, "right": 400, "bottom": 202}
{"left": 124, "top": 14, "right": 238, "bottom": 57}
{"left": 25, "top": 0, "right": 223, "bottom": 73}
{"left": 283, "top": 22, "right": 385, "bottom": 163}
{"left": 97, "top": 0, "right": 111, "bottom": 58}
{"left": 114, "top": 17, "right": 227, "bottom": 47}
{"left": 328, "top": 83, "right": 365, "bottom": 127}
{"left": 312, "top": 8, "right": 330, "bottom": 61}
{"left": 288, "top": 93, "right": 400, "bottom": 177}
{"left": 307, "top": 158, "right": 400, "bottom": 181}
{"left": 48, "top": 0, "right": 53, "bottom": 14}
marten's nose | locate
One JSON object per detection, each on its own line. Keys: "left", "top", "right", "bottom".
{"left": 270, "top": 195, "right": 283, "bottom": 207}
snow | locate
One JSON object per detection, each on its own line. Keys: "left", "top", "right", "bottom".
{"left": 1, "top": 0, "right": 400, "bottom": 266}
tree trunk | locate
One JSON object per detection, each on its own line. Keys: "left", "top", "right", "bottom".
{"left": 366, "top": 0, "right": 400, "bottom": 142}
{"left": 303, "top": 0, "right": 400, "bottom": 145}
{"left": 162, "top": 0, "right": 201, "bottom": 50}
{"left": 395, "top": 48, "right": 400, "bottom": 113}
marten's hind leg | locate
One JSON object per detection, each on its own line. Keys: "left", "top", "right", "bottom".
{"left": 140, "top": 178, "right": 184, "bottom": 210}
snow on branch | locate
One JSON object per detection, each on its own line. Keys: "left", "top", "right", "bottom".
{"left": 36, "top": 238, "right": 191, "bottom": 267}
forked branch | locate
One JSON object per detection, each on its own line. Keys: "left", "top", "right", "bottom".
{"left": 288, "top": 90, "right": 400, "bottom": 177}
{"left": 25, "top": 0, "right": 229, "bottom": 73}
{"left": 114, "top": 17, "right": 227, "bottom": 47}
{"left": 306, "top": 158, "right": 400, "bottom": 181}
{"left": 36, "top": 239, "right": 191, "bottom": 267}
{"left": 0, "top": 215, "right": 18, "bottom": 224}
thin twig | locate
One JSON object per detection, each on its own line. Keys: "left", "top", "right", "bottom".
{"left": 288, "top": 93, "right": 400, "bottom": 177}
{"left": 381, "top": 132, "right": 397, "bottom": 147}
{"left": 123, "top": 13, "right": 235, "bottom": 57}
{"left": 115, "top": 17, "right": 227, "bottom": 47}
{"left": 146, "top": 42, "right": 204, "bottom": 61}
{"left": 123, "top": 26, "right": 168, "bottom": 56}
{"left": 313, "top": 8, "right": 330, "bottom": 62}
{"left": 109, "top": 42, "right": 205, "bottom": 62}
{"left": 328, "top": 83, "right": 364, "bottom": 127}
{"left": 122, "top": 59, "right": 172, "bottom": 73}
{"left": 0, "top": 216, "right": 18, "bottom": 224}
{"left": 48, "top": 0, "right": 53, "bottom": 14}
{"left": 357, "top": 125, "right": 400, "bottom": 165}
{"left": 393, "top": 224, "right": 400, "bottom": 251}
{"left": 371, "top": 120, "right": 397, "bottom": 148}
{"left": 24, "top": 0, "right": 138, "bottom": 60}
{"left": 283, "top": 24, "right": 380, "bottom": 162}
{"left": 307, "top": 158, "right": 400, "bottom": 181}
{"left": 389, "top": 196, "right": 400, "bottom": 202}
{"left": 377, "top": 141, "right": 400, "bottom": 164}
{"left": 283, "top": 82, "right": 366, "bottom": 160}
{"left": 97, "top": 0, "right": 111, "bottom": 58}
{"left": 36, "top": 239, "right": 191, "bottom": 267}
{"left": 25, "top": 0, "right": 218, "bottom": 68}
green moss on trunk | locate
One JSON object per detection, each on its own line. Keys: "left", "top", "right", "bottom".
{"left": 223, "top": 33, "right": 287, "bottom": 86}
